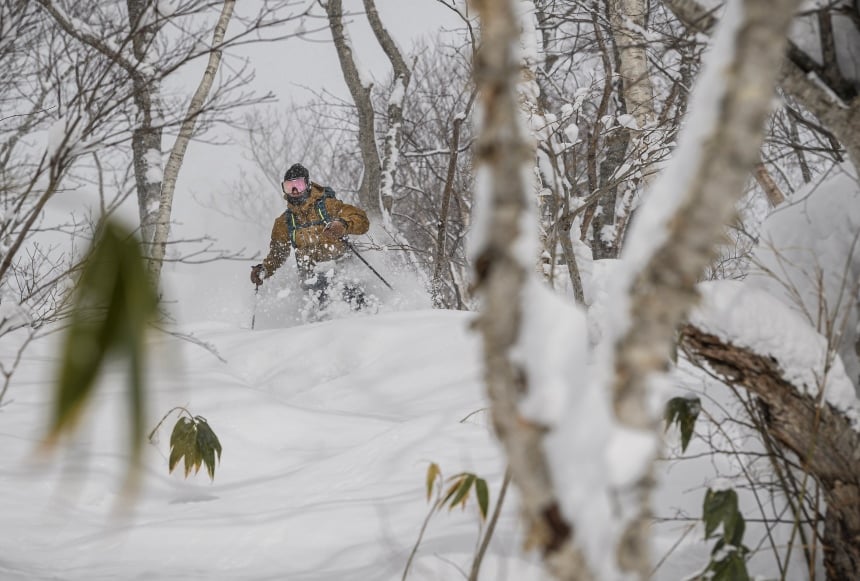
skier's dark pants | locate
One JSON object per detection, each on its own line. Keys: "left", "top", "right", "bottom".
{"left": 298, "top": 259, "right": 366, "bottom": 310}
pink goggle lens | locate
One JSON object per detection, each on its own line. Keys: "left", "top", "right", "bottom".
{"left": 284, "top": 177, "right": 307, "bottom": 192}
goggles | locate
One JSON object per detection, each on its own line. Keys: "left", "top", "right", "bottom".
{"left": 284, "top": 177, "right": 307, "bottom": 193}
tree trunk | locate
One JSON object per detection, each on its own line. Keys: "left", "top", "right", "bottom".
{"left": 608, "top": 0, "right": 655, "bottom": 130}
{"left": 610, "top": 0, "right": 802, "bottom": 575}
{"left": 753, "top": 162, "right": 786, "bottom": 207}
{"left": 431, "top": 110, "right": 467, "bottom": 307}
{"left": 593, "top": 123, "right": 629, "bottom": 260}
{"left": 362, "top": 0, "right": 410, "bottom": 221}
{"left": 149, "top": 0, "right": 236, "bottom": 286}
{"left": 779, "top": 61, "right": 860, "bottom": 173}
{"left": 681, "top": 325, "right": 860, "bottom": 581}
{"left": 470, "top": 0, "right": 593, "bottom": 578}
{"left": 324, "top": 0, "right": 382, "bottom": 221}
{"left": 127, "top": 0, "right": 164, "bottom": 253}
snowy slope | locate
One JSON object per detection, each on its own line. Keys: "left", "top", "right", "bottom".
{"left": 0, "top": 260, "right": 822, "bottom": 580}
{"left": 0, "top": 309, "right": 535, "bottom": 581}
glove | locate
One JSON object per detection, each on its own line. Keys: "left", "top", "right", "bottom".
{"left": 250, "top": 264, "right": 266, "bottom": 286}
{"left": 323, "top": 219, "right": 347, "bottom": 240}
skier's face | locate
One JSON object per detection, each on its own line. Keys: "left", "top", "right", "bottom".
{"left": 284, "top": 177, "right": 307, "bottom": 195}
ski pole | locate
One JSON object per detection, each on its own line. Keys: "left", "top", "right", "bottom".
{"left": 251, "top": 283, "right": 260, "bottom": 329}
{"left": 345, "top": 240, "right": 393, "bottom": 290}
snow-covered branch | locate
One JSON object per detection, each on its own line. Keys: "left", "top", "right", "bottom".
{"left": 34, "top": 0, "right": 138, "bottom": 77}
{"left": 608, "top": 0, "right": 804, "bottom": 575}
{"left": 680, "top": 322, "right": 860, "bottom": 579}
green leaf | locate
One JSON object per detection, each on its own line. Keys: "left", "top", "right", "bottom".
{"left": 474, "top": 478, "right": 490, "bottom": 520}
{"left": 448, "top": 474, "right": 475, "bottom": 511}
{"left": 664, "top": 396, "right": 701, "bottom": 452}
{"left": 426, "top": 462, "right": 441, "bottom": 502}
{"left": 701, "top": 487, "right": 749, "bottom": 580}
{"left": 441, "top": 475, "right": 465, "bottom": 509}
{"left": 47, "top": 229, "right": 122, "bottom": 445}
{"left": 710, "top": 551, "right": 750, "bottom": 581}
{"left": 723, "top": 506, "right": 745, "bottom": 546}
{"left": 703, "top": 488, "right": 739, "bottom": 540}
{"left": 45, "top": 220, "right": 158, "bottom": 497}
{"left": 194, "top": 416, "right": 222, "bottom": 481}
{"left": 169, "top": 417, "right": 199, "bottom": 477}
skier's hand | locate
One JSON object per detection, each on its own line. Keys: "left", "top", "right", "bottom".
{"left": 250, "top": 264, "right": 266, "bottom": 286}
{"left": 323, "top": 219, "right": 347, "bottom": 240}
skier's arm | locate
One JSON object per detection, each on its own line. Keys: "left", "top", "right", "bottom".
{"left": 261, "top": 218, "right": 291, "bottom": 276}
{"left": 327, "top": 199, "right": 369, "bottom": 235}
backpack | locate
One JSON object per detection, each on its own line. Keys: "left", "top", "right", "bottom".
{"left": 283, "top": 186, "right": 337, "bottom": 249}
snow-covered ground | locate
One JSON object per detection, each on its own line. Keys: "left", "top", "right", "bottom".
{"left": 6, "top": 160, "right": 850, "bottom": 581}
{"left": 11, "top": 164, "right": 860, "bottom": 581}
{"left": 0, "top": 252, "right": 827, "bottom": 580}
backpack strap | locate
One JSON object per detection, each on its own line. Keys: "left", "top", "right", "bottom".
{"left": 283, "top": 187, "right": 337, "bottom": 249}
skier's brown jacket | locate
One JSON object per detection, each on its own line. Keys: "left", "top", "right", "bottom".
{"left": 260, "top": 183, "right": 369, "bottom": 277}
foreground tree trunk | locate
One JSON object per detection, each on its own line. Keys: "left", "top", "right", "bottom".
{"left": 470, "top": 0, "right": 593, "bottom": 578}
{"left": 610, "top": 0, "right": 802, "bottom": 575}
{"left": 681, "top": 325, "right": 860, "bottom": 580}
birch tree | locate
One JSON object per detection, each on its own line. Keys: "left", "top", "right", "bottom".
{"left": 124, "top": 0, "right": 164, "bottom": 253}
{"left": 608, "top": 0, "right": 803, "bottom": 573}
{"left": 148, "top": 0, "right": 236, "bottom": 286}
{"left": 472, "top": 0, "right": 805, "bottom": 578}
{"left": 599, "top": 0, "right": 659, "bottom": 258}
{"left": 470, "top": 0, "right": 593, "bottom": 577}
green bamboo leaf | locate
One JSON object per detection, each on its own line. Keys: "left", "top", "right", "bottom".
{"left": 168, "top": 416, "right": 197, "bottom": 478}
{"left": 711, "top": 552, "right": 750, "bottom": 581}
{"left": 194, "top": 416, "right": 222, "bottom": 480}
{"left": 723, "top": 503, "right": 745, "bottom": 546}
{"left": 115, "top": 224, "right": 157, "bottom": 481}
{"left": 474, "top": 478, "right": 489, "bottom": 520}
{"left": 439, "top": 473, "right": 466, "bottom": 508}
{"left": 664, "top": 396, "right": 701, "bottom": 452}
{"left": 45, "top": 220, "right": 158, "bottom": 498}
{"left": 703, "top": 488, "right": 738, "bottom": 540}
{"left": 448, "top": 474, "right": 475, "bottom": 511}
{"left": 170, "top": 416, "right": 192, "bottom": 449}
{"left": 45, "top": 227, "right": 123, "bottom": 446}
{"left": 426, "top": 462, "right": 441, "bottom": 502}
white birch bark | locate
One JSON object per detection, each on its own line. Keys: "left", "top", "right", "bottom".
{"left": 610, "top": 0, "right": 803, "bottom": 575}
{"left": 126, "top": 0, "right": 164, "bottom": 254}
{"left": 470, "top": 0, "right": 593, "bottom": 578}
{"left": 148, "top": 0, "right": 236, "bottom": 285}
{"left": 609, "top": 0, "right": 656, "bottom": 132}
{"left": 605, "top": 0, "right": 659, "bottom": 256}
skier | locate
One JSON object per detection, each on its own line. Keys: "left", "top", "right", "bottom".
{"left": 250, "top": 163, "right": 370, "bottom": 310}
